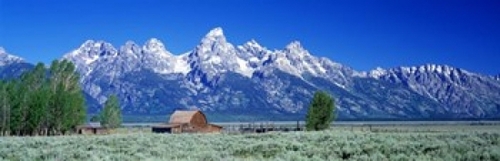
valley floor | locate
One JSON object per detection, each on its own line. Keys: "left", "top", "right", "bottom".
{"left": 0, "top": 125, "right": 499, "bottom": 161}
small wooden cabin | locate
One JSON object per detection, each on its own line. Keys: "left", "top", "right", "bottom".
{"left": 152, "top": 110, "right": 223, "bottom": 134}
{"left": 76, "top": 124, "right": 109, "bottom": 135}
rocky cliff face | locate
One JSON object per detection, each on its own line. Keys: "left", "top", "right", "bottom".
{"left": 365, "top": 65, "right": 500, "bottom": 118}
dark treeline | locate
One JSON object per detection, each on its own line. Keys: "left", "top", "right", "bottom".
{"left": 0, "top": 60, "right": 86, "bottom": 136}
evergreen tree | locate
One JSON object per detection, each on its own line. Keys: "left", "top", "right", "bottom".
{"left": 306, "top": 91, "right": 336, "bottom": 131}
{"left": 100, "top": 94, "right": 121, "bottom": 129}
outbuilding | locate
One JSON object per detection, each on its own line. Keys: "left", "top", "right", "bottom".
{"left": 76, "top": 123, "right": 109, "bottom": 135}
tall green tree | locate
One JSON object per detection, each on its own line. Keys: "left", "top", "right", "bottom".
{"left": 0, "top": 81, "right": 11, "bottom": 136}
{"left": 13, "top": 76, "right": 29, "bottom": 135}
{"left": 47, "top": 60, "right": 86, "bottom": 135}
{"left": 306, "top": 91, "right": 336, "bottom": 131}
{"left": 23, "top": 63, "right": 49, "bottom": 135}
{"left": 100, "top": 94, "right": 121, "bottom": 129}
{"left": 6, "top": 80, "right": 22, "bottom": 135}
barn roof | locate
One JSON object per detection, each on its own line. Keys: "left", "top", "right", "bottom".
{"left": 169, "top": 110, "right": 207, "bottom": 124}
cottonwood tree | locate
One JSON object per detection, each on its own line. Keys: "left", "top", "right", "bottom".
{"left": 100, "top": 94, "right": 122, "bottom": 129}
{"left": 23, "top": 63, "right": 49, "bottom": 135}
{"left": 47, "top": 60, "right": 86, "bottom": 135}
{"left": 0, "top": 81, "right": 11, "bottom": 136}
{"left": 306, "top": 90, "right": 336, "bottom": 131}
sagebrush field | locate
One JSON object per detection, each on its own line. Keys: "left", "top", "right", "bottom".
{"left": 1, "top": 125, "right": 499, "bottom": 161}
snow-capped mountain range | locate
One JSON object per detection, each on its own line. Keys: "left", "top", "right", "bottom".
{"left": 1, "top": 27, "right": 499, "bottom": 120}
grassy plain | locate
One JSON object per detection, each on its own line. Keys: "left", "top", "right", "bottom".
{"left": 0, "top": 124, "right": 499, "bottom": 161}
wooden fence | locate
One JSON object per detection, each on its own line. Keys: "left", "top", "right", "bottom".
{"left": 222, "top": 121, "right": 305, "bottom": 134}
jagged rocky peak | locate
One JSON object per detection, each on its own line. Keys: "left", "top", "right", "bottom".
{"left": 206, "top": 27, "right": 224, "bottom": 38}
{"left": 237, "top": 39, "right": 270, "bottom": 60}
{"left": 119, "top": 41, "right": 141, "bottom": 55}
{"left": 143, "top": 38, "right": 170, "bottom": 54}
{"left": 284, "top": 41, "right": 312, "bottom": 59}
{"left": 185, "top": 27, "right": 256, "bottom": 81}
{"left": 285, "top": 41, "right": 304, "bottom": 51}
{"left": 66, "top": 40, "right": 117, "bottom": 59}
{"left": 121, "top": 41, "right": 140, "bottom": 50}
{"left": 79, "top": 40, "right": 116, "bottom": 52}
{"left": 243, "top": 39, "right": 263, "bottom": 50}
{"left": 202, "top": 27, "right": 226, "bottom": 44}
{"left": 403, "top": 64, "right": 452, "bottom": 73}
{"left": 193, "top": 27, "right": 238, "bottom": 59}
{"left": 396, "top": 64, "right": 473, "bottom": 77}
{"left": 368, "top": 67, "right": 388, "bottom": 78}
{"left": 261, "top": 40, "right": 331, "bottom": 78}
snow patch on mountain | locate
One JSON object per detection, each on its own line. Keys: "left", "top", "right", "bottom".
{"left": 171, "top": 53, "right": 191, "bottom": 74}
{"left": 187, "top": 27, "right": 254, "bottom": 79}
{"left": 141, "top": 39, "right": 190, "bottom": 74}
{"left": 368, "top": 67, "right": 388, "bottom": 79}
{"left": 143, "top": 38, "right": 171, "bottom": 55}
{"left": 63, "top": 38, "right": 193, "bottom": 76}
{"left": 0, "top": 47, "right": 25, "bottom": 66}
{"left": 250, "top": 40, "right": 355, "bottom": 88}
{"left": 261, "top": 41, "right": 326, "bottom": 78}
{"left": 64, "top": 40, "right": 118, "bottom": 65}
{"left": 205, "top": 27, "right": 224, "bottom": 38}
{"left": 367, "top": 64, "right": 476, "bottom": 80}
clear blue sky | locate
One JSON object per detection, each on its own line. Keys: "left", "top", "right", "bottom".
{"left": 1, "top": 0, "right": 499, "bottom": 75}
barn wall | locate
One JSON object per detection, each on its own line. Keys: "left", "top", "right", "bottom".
{"left": 172, "top": 126, "right": 182, "bottom": 134}
{"left": 195, "top": 124, "right": 223, "bottom": 133}
{"left": 190, "top": 112, "right": 208, "bottom": 129}
{"left": 206, "top": 124, "right": 223, "bottom": 133}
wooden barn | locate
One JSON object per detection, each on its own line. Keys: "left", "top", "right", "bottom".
{"left": 152, "top": 110, "right": 223, "bottom": 134}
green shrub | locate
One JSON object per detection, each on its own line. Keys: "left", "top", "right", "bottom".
{"left": 0, "top": 130, "right": 500, "bottom": 160}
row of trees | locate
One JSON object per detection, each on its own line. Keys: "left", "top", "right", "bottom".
{"left": 0, "top": 60, "right": 86, "bottom": 136}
